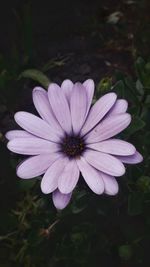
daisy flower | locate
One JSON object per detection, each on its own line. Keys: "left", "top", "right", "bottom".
{"left": 6, "top": 79, "right": 143, "bottom": 209}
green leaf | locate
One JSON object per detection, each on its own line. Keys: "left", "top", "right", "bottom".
{"left": 96, "top": 77, "right": 112, "bottom": 95}
{"left": 112, "top": 80, "right": 125, "bottom": 98}
{"left": 125, "top": 116, "right": 145, "bottom": 138}
{"left": 19, "top": 69, "right": 50, "bottom": 89}
{"left": 135, "top": 57, "right": 150, "bottom": 89}
{"left": 136, "top": 79, "right": 144, "bottom": 95}
{"left": 137, "top": 176, "right": 150, "bottom": 193}
{"left": 18, "top": 179, "right": 37, "bottom": 192}
{"left": 119, "top": 244, "right": 132, "bottom": 260}
{"left": 128, "top": 192, "right": 143, "bottom": 216}
{"left": 135, "top": 57, "right": 145, "bottom": 82}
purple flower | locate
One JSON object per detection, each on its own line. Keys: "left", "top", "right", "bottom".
{"left": 6, "top": 79, "right": 143, "bottom": 210}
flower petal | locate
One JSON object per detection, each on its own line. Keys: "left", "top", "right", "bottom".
{"left": 52, "top": 189, "right": 72, "bottom": 210}
{"left": 41, "top": 157, "right": 68, "bottom": 194}
{"left": 83, "top": 79, "right": 94, "bottom": 117}
{"left": 5, "top": 130, "right": 33, "bottom": 141}
{"left": 84, "top": 150, "right": 125, "bottom": 176}
{"left": 81, "top": 92, "right": 117, "bottom": 136}
{"left": 77, "top": 157, "right": 104, "bottom": 194}
{"left": 14, "top": 111, "right": 60, "bottom": 142}
{"left": 61, "top": 79, "right": 73, "bottom": 102}
{"left": 70, "top": 82, "right": 87, "bottom": 134}
{"left": 33, "top": 87, "right": 63, "bottom": 135}
{"left": 109, "top": 99, "right": 128, "bottom": 115}
{"left": 48, "top": 83, "right": 72, "bottom": 134}
{"left": 116, "top": 151, "right": 143, "bottom": 164}
{"left": 17, "top": 153, "right": 60, "bottom": 179}
{"left": 101, "top": 173, "right": 119, "bottom": 195}
{"left": 7, "top": 137, "right": 59, "bottom": 155}
{"left": 87, "top": 139, "right": 136, "bottom": 156}
{"left": 85, "top": 113, "right": 131, "bottom": 143}
{"left": 58, "top": 159, "right": 79, "bottom": 194}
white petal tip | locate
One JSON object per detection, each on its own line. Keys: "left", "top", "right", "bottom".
{"left": 52, "top": 190, "right": 72, "bottom": 209}
{"left": 7, "top": 141, "right": 11, "bottom": 151}
{"left": 62, "top": 79, "right": 73, "bottom": 85}
{"left": 136, "top": 153, "right": 143, "bottom": 163}
{"left": 83, "top": 79, "right": 94, "bottom": 86}
{"left": 14, "top": 111, "right": 23, "bottom": 123}
{"left": 105, "top": 188, "right": 119, "bottom": 196}
{"left": 41, "top": 185, "right": 50, "bottom": 195}
{"left": 16, "top": 169, "right": 25, "bottom": 179}
{"left": 33, "top": 86, "right": 44, "bottom": 92}
{"left": 58, "top": 187, "right": 72, "bottom": 195}
{"left": 115, "top": 164, "right": 126, "bottom": 177}
{"left": 119, "top": 167, "right": 126, "bottom": 177}
{"left": 110, "top": 92, "right": 117, "bottom": 100}
{"left": 94, "top": 188, "right": 105, "bottom": 195}
{"left": 48, "top": 83, "right": 60, "bottom": 91}
{"left": 5, "top": 132, "right": 11, "bottom": 140}
{"left": 130, "top": 145, "right": 136, "bottom": 155}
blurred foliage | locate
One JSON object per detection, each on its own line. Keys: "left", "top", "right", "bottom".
{"left": 0, "top": 0, "right": 150, "bottom": 266}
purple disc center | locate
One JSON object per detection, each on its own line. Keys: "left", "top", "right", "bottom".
{"left": 60, "top": 135, "right": 86, "bottom": 158}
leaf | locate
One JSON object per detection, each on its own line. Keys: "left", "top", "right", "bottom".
{"left": 71, "top": 204, "right": 87, "bottom": 214}
{"left": 135, "top": 57, "right": 145, "bottom": 82}
{"left": 119, "top": 244, "right": 132, "bottom": 260}
{"left": 128, "top": 192, "right": 143, "bottom": 216}
{"left": 112, "top": 80, "right": 125, "bottom": 98}
{"left": 135, "top": 57, "right": 150, "bottom": 89}
{"left": 19, "top": 69, "right": 50, "bottom": 89}
{"left": 107, "top": 11, "right": 123, "bottom": 24}
{"left": 125, "top": 116, "right": 145, "bottom": 138}
{"left": 137, "top": 176, "right": 150, "bottom": 193}
{"left": 96, "top": 77, "right": 112, "bottom": 95}
{"left": 18, "top": 179, "right": 37, "bottom": 192}
{"left": 136, "top": 79, "right": 144, "bottom": 95}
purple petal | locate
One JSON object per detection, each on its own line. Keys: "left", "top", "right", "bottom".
{"left": 84, "top": 150, "right": 125, "bottom": 176}
{"left": 83, "top": 79, "right": 94, "bottom": 117}
{"left": 52, "top": 189, "right": 72, "bottom": 210}
{"left": 81, "top": 92, "right": 117, "bottom": 136}
{"left": 58, "top": 159, "right": 79, "bottom": 194}
{"left": 116, "top": 151, "right": 143, "bottom": 164}
{"left": 85, "top": 113, "right": 131, "bottom": 143}
{"left": 33, "top": 87, "right": 64, "bottom": 135}
{"left": 77, "top": 157, "right": 104, "bottom": 194}
{"left": 48, "top": 83, "right": 72, "bottom": 134}
{"left": 109, "top": 99, "right": 128, "bottom": 115}
{"left": 17, "top": 153, "right": 60, "bottom": 179}
{"left": 7, "top": 137, "right": 59, "bottom": 155}
{"left": 87, "top": 139, "right": 136, "bottom": 156}
{"left": 101, "top": 173, "right": 119, "bottom": 195}
{"left": 14, "top": 111, "right": 60, "bottom": 142}
{"left": 41, "top": 157, "right": 68, "bottom": 194}
{"left": 61, "top": 79, "right": 73, "bottom": 102}
{"left": 70, "top": 83, "right": 87, "bottom": 134}
{"left": 5, "top": 130, "right": 33, "bottom": 141}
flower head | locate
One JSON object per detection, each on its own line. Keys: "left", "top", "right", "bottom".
{"left": 6, "top": 79, "right": 143, "bottom": 209}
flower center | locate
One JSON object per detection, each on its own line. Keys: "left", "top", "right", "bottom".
{"left": 61, "top": 135, "right": 86, "bottom": 158}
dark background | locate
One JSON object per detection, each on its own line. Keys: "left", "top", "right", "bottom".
{"left": 0, "top": 0, "right": 150, "bottom": 266}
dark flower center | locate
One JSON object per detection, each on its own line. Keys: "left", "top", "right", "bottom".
{"left": 61, "top": 135, "right": 86, "bottom": 158}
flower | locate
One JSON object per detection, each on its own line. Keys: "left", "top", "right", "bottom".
{"left": 6, "top": 79, "right": 143, "bottom": 210}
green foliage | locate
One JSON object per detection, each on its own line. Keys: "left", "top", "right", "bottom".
{"left": 128, "top": 192, "right": 143, "bottom": 216}
{"left": 119, "top": 244, "right": 132, "bottom": 260}
{"left": 135, "top": 57, "right": 150, "bottom": 89}
{"left": 96, "top": 77, "right": 112, "bottom": 95}
{"left": 19, "top": 69, "right": 50, "bottom": 89}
